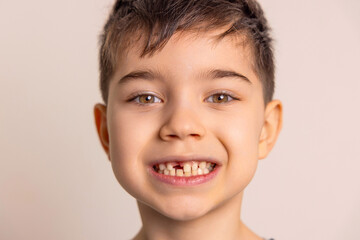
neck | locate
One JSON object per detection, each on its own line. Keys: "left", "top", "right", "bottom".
{"left": 133, "top": 192, "right": 261, "bottom": 240}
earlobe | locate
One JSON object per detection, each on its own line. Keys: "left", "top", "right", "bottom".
{"left": 258, "top": 99, "right": 283, "bottom": 160}
{"left": 94, "top": 103, "right": 111, "bottom": 161}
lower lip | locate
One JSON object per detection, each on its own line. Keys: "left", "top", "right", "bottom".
{"left": 148, "top": 165, "right": 221, "bottom": 186}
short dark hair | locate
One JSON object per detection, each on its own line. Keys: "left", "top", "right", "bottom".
{"left": 99, "top": 0, "right": 275, "bottom": 105}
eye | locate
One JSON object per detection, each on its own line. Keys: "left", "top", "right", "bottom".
{"left": 127, "top": 93, "right": 162, "bottom": 105}
{"left": 206, "top": 91, "right": 239, "bottom": 104}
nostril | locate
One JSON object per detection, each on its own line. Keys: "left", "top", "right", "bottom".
{"left": 190, "top": 133, "right": 202, "bottom": 139}
{"left": 164, "top": 135, "right": 179, "bottom": 141}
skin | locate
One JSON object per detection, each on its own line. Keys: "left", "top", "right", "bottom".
{"left": 94, "top": 28, "right": 283, "bottom": 240}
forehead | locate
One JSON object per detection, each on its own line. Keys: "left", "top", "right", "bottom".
{"left": 113, "top": 27, "right": 258, "bottom": 86}
{"left": 120, "top": 25, "right": 253, "bottom": 60}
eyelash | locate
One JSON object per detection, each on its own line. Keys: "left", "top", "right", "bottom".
{"left": 127, "top": 90, "right": 240, "bottom": 106}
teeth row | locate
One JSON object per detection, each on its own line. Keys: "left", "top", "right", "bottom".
{"left": 156, "top": 162, "right": 215, "bottom": 177}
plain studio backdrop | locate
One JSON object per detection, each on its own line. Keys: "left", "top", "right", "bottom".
{"left": 1, "top": 0, "right": 359, "bottom": 239}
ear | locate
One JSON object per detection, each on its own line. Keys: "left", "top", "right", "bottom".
{"left": 94, "top": 103, "right": 111, "bottom": 161}
{"left": 258, "top": 99, "right": 283, "bottom": 160}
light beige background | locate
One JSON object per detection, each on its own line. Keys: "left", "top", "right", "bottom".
{"left": 1, "top": 0, "right": 359, "bottom": 239}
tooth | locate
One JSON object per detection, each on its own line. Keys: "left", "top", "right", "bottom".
{"left": 206, "top": 162, "right": 211, "bottom": 169}
{"left": 203, "top": 168, "right": 209, "bottom": 174}
{"left": 158, "top": 170, "right": 164, "bottom": 174}
{"left": 159, "top": 163, "right": 166, "bottom": 171}
{"left": 192, "top": 170, "right": 198, "bottom": 176}
{"left": 199, "top": 161, "right": 206, "bottom": 169}
{"left": 170, "top": 169, "right": 176, "bottom": 176}
{"left": 209, "top": 163, "right": 215, "bottom": 171}
{"left": 166, "top": 163, "right": 174, "bottom": 170}
{"left": 183, "top": 163, "right": 191, "bottom": 173}
{"left": 176, "top": 169, "right": 184, "bottom": 176}
{"left": 197, "top": 168, "right": 203, "bottom": 175}
{"left": 184, "top": 172, "right": 191, "bottom": 177}
{"left": 191, "top": 162, "right": 198, "bottom": 170}
{"left": 164, "top": 169, "right": 170, "bottom": 175}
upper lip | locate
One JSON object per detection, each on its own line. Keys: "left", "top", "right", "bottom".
{"left": 149, "top": 155, "right": 222, "bottom": 166}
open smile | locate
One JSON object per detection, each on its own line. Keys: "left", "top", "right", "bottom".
{"left": 153, "top": 161, "right": 216, "bottom": 176}
{"left": 148, "top": 156, "right": 221, "bottom": 186}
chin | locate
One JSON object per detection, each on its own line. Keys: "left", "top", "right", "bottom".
{"left": 161, "top": 208, "right": 208, "bottom": 221}
{"left": 153, "top": 197, "right": 212, "bottom": 222}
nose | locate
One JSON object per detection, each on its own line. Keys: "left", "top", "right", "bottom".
{"left": 159, "top": 102, "right": 206, "bottom": 141}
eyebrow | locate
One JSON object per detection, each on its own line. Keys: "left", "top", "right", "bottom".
{"left": 199, "top": 68, "right": 252, "bottom": 84}
{"left": 118, "top": 69, "right": 162, "bottom": 85}
{"left": 118, "top": 68, "right": 252, "bottom": 85}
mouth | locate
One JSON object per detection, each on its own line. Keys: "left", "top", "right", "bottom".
{"left": 148, "top": 156, "right": 221, "bottom": 186}
{"left": 153, "top": 161, "right": 216, "bottom": 177}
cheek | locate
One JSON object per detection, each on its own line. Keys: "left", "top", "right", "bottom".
{"left": 225, "top": 120, "right": 259, "bottom": 170}
{"left": 217, "top": 109, "right": 262, "bottom": 190}
{"left": 220, "top": 109, "right": 261, "bottom": 159}
{"left": 107, "top": 111, "right": 156, "bottom": 196}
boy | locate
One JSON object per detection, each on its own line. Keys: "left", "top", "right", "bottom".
{"left": 94, "top": 0, "right": 282, "bottom": 239}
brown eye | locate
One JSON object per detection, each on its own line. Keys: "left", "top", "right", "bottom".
{"left": 207, "top": 93, "right": 236, "bottom": 104}
{"left": 139, "top": 95, "right": 155, "bottom": 103}
{"left": 130, "top": 94, "right": 162, "bottom": 105}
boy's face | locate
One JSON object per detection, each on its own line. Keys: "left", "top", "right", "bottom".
{"left": 95, "top": 28, "right": 281, "bottom": 220}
